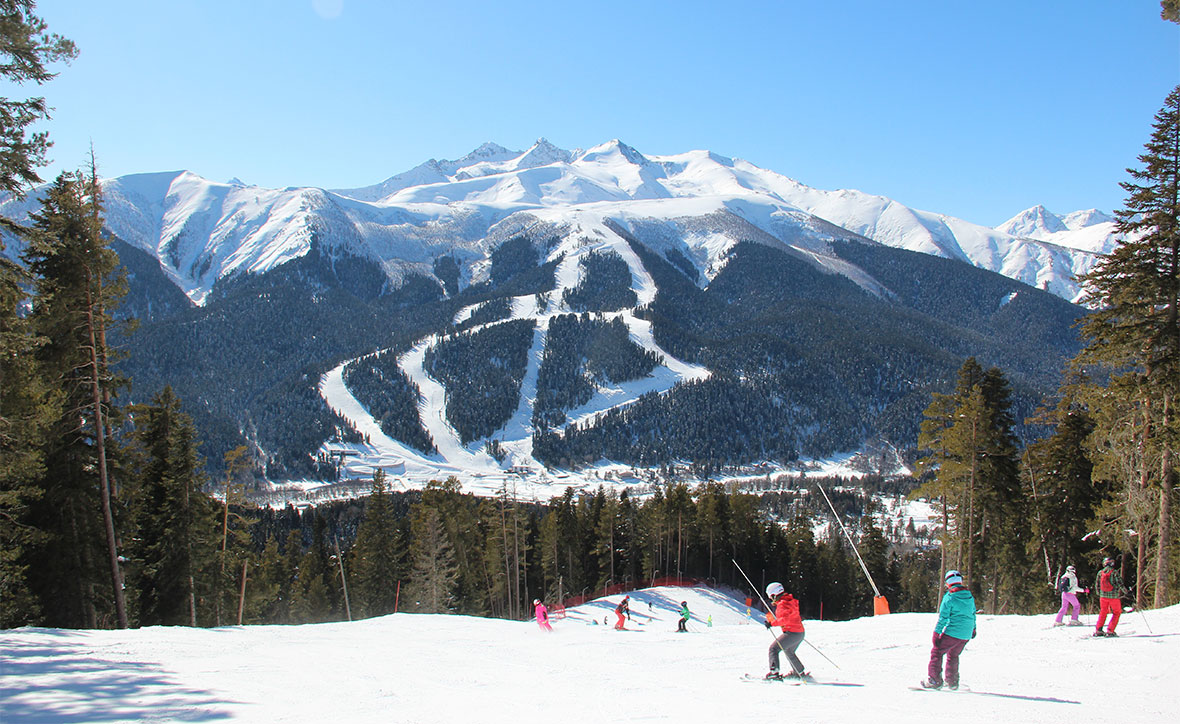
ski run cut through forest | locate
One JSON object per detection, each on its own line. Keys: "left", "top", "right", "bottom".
{"left": 2, "top": 585, "right": 1177, "bottom": 723}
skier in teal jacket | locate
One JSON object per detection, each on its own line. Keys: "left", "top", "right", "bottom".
{"left": 922, "top": 569, "right": 976, "bottom": 690}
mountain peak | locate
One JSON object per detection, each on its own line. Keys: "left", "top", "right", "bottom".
{"left": 996, "top": 205, "right": 1068, "bottom": 239}
{"left": 1061, "top": 208, "right": 1114, "bottom": 230}
{"left": 579, "top": 139, "right": 649, "bottom": 166}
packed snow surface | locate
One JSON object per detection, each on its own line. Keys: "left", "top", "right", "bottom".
{"left": 2, "top": 586, "right": 1176, "bottom": 723}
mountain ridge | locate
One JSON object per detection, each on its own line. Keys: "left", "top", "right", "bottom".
{"left": 2, "top": 139, "right": 1114, "bottom": 306}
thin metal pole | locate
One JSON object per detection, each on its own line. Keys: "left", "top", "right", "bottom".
{"left": 731, "top": 557, "right": 840, "bottom": 670}
{"left": 815, "top": 483, "right": 881, "bottom": 598}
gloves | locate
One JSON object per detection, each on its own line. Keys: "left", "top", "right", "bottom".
{"left": 971, "top": 628, "right": 977, "bottom": 639}
{"left": 764, "top": 620, "right": 772, "bottom": 630}
{"left": 932, "top": 632, "right": 942, "bottom": 646}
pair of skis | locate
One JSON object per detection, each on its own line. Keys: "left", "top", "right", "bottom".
{"left": 741, "top": 674, "right": 862, "bottom": 688}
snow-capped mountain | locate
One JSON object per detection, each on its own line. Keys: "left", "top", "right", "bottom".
{"left": 0, "top": 139, "right": 1093, "bottom": 490}
{"left": 2, "top": 139, "right": 1110, "bottom": 305}
{"left": 997, "top": 205, "right": 1119, "bottom": 256}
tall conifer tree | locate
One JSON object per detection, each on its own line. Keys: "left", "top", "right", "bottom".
{"left": 125, "top": 387, "right": 217, "bottom": 626}
{"left": 1075, "top": 85, "right": 1180, "bottom": 607}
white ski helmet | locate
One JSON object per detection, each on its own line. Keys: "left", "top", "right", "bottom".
{"left": 766, "top": 582, "right": 785, "bottom": 598}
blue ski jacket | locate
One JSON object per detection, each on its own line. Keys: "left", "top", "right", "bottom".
{"left": 934, "top": 585, "right": 976, "bottom": 640}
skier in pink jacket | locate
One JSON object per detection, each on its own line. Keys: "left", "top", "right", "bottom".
{"left": 534, "top": 599, "right": 553, "bottom": 632}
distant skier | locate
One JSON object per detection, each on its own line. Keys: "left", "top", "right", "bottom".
{"left": 922, "top": 569, "right": 976, "bottom": 690}
{"left": 677, "top": 601, "right": 690, "bottom": 633}
{"left": 763, "top": 582, "right": 807, "bottom": 680}
{"left": 614, "top": 596, "right": 630, "bottom": 630}
{"left": 534, "top": 598, "right": 553, "bottom": 632}
{"left": 1053, "top": 565, "right": 1087, "bottom": 627}
{"left": 1094, "top": 557, "right": 1128, "bottom": 637}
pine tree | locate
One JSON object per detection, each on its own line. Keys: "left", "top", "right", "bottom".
{"left": 0, "top": 245, "right": 56, "bottom": 626}
{"left": 215, "top": 446, "right": 255, "bottom": 626}
{"left": 291, "top": 516, "right": 335, "bottom": 623}
{"left": 406, "top": 506, "right": 458, "bottom": 614}
{"left": 124, "top": 387, "right": 218, "bottom": 627}
{"left": 1075, "top": 85, "right": 1180, "bottom": 607}
{"left": 916, "top": 359, "right": 1029, "bottom": 611}
{"left": 20, "top": 172, "right": 129, "bottom": 627}
{"left": 1024, "top": 380, "right": 1106, "bottom": 594}
{"left": 0, "top": 0, "right": 77, "bottom": 198}
{"left": 350, "top": 469, "right": 405, "bottom": 618}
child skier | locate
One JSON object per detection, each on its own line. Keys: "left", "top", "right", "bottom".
{"left": 534, "top": 598, "right": 553, "bottom": 632}
{"left": 1053, "top": 565, "right": 1087, "bottom": 627}
{"left": 677, "top": 601, "right": 690, "bottom": 632}
{"left": 763, "top": 582, "right": 807, "bottom": 680}
{"left": 1094, "top": 557, "right": 1128, "bottom": 637}
{"left": 922, "top": 569, "right": 976, "bottom": 690}
{"left": 614, "top": 596, "right": 630, "bottom": 630}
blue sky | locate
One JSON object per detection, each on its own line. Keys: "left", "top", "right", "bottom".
{"left": 22, "top": 0, "right": 1180, "bottom": 226}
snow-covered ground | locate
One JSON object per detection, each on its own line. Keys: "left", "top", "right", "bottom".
{"left": 3, "top": 585, "right": 1176, "bottom": 723}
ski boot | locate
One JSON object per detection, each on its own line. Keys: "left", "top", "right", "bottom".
{"left": 764, "top": 671, "right": 783, "bottom": 681}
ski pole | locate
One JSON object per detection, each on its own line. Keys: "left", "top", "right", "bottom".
{"left": 731, "top": 558, "right": 841, "bottom": 670}
{"left": 1129, "top": 586, "right": 1153, "bottom": 633}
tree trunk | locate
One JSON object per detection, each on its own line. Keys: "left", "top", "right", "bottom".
{"left": 1156, "top": 393, "right": 1174, "bottom": 608}
{"left": 85, "top": 276, "right": 127, "bottom": 629}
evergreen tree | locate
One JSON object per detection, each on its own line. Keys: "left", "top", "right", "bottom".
{"left": 406, "top": 506, "right": 458, "bottom": 613}
{"left": 350, "top": 469, "right": 405, "bottom": 618}
{"left": 0, "top": 0, "right": 70, "bottom": 621}
{"left": 291, "top": 516, "right": 335, "bottom": 623}
{"left": 1023, "top": 380, "right": 1106, "bottom": 596}
{"left": 0, "top": 0, "right": 77, "bottom": 198}
{"left": 20, "top": 171, "right": 130, "bottom": 627}
{"left": 1075, "top": 85, "right": 1180, "bottom": 607}
{"left": 214, "top": 445, "right": 255, "bottom": 626}
{"left": 125, "top": 387, "right": 218, "bottom": 627}
{"left": 916, "top": 359, "right": 1029, "bottom": 611}
{"left": 0, "top": 245, "right": 55, "bottom": 626}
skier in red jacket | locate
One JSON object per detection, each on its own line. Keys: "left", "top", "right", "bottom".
{"left": 614, "top": 596, "right": 630, "bottom": 630}
{"left": 763, "top": 582, "right": 808, "bottom": 680}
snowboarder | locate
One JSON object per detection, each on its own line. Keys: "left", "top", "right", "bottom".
{"left": 1053, "top": 565, "right": 1087, "bottom": 627}
{"left": 677, "top": 601, "right": 690, "bottom": 632}
{"left": 614, "top": 596, "right": 630, "bottom": 630}
{"left": 534, "top": 598, "right": 553, "bottom": 632}
{"left": 922, "top": 569, "right": 976, "bottom": 691}
{"left": 763, "top": 582, "right": 807, "bottom": 680}
{"left": 1094, "top": 557, "right": 1128, "bottom": 637}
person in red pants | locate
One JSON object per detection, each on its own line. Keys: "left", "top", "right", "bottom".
{"left": 1094, "top": 557, "right": 1129, "bottom": 637}
{"left": 614, "top": 595, "right": 630, "bottom": 630}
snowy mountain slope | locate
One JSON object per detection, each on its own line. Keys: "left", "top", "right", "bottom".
{"left": 1, "top": 139, "right": 1107, "bottom": 305}
{"left": 318, "top": 210, "right": 714, "bottom": 492}
{"left": 997, "top": 205, "right": 1120, "bottom": 259}
{"left": 3, "top": 585, "right": 1175, "bottom": 724}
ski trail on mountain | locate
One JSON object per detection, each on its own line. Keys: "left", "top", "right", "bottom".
{"left": 399, "top": 335, "right": 500, "bottom": 473}
{"left": 318, "top": 214, "right": 710, "bottom": 483}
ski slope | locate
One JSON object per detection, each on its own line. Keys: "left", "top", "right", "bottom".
{"left": 316, "top": 215, "right": 710, "bottom": 495}
{"left": 2, "top": 586, "right": 1176, "bottom": 723}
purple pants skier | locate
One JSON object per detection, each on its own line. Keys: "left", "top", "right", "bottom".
{"left": 927, "top": 634, "right": 969, "bottom": 689}
{"left": 1055, "top": 592, "right": 1081, "bottom": 625}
